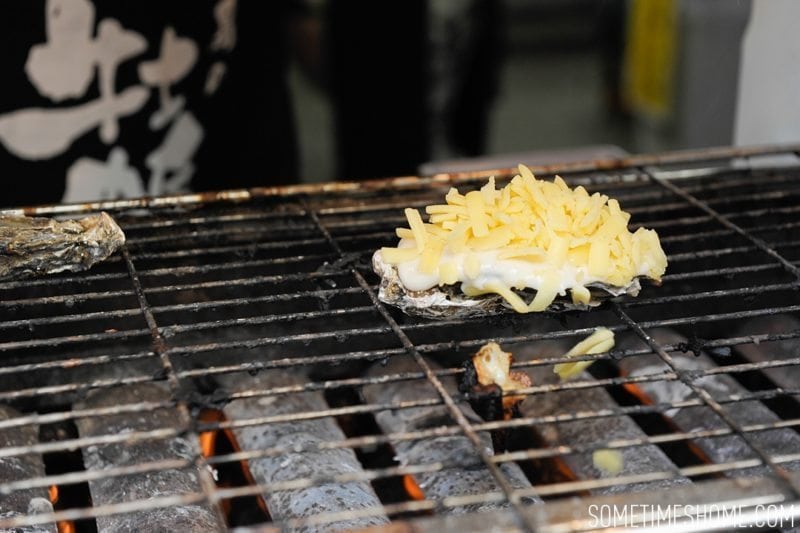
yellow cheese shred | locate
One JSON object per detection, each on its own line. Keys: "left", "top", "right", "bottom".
{"left": 554, "top": 327, "right": 615, "bottom": 381}
{"left": 404, "top": 208, "right": 427, "bottom": 253}
{"left": 381, "top": 165, "right": 668, "bottom": 313}
{"left": 593, "top": 449, "right": 624, "bottom": 475}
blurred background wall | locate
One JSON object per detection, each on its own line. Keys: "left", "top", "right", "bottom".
{"left": 291, "top": 0, "right": 798, "bottom": 183}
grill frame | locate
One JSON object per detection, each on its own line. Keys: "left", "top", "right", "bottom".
{"left": 1, "top": 143, "right": 800, "bottom": 531}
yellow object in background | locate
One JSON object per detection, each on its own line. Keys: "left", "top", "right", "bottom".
{"left": 623, "top": 0, "right": 678, "bottom": 118}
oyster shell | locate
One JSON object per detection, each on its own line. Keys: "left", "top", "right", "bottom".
{"left": 373, "top": 250, "right": 642, "bottom": 319}
{"left": 0, "top": 212, "right": 125, "bottom": 281}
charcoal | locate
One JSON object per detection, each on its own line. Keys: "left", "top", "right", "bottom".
{"left": 218, "top": 370, "right": 389, "bottom": 532}
{"left": 617, "top": 329, "right": 800, "bottom": 478}
{"left": 75, "top": 383, "right": 224, "bottom": 532}
{"left": 513, "top": 340, "right": 690, "bottom": 495}
{"left": 734, "top": 314, "right": 800, "bottom": 391}
{"left": 0, "top": 212, "right": 125, "bottom": 281}
{"left": 362, "top": 355, "right": 540, "bottom": 514}
{"left": 0, "top": 405, "right": 55, "bottom": 533}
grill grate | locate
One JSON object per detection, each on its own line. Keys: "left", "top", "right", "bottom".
{"left": 2, "top": 144, "right": 800, "bottom": 531}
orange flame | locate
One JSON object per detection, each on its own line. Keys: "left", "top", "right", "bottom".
{"left": 58, "top": 520, "right": 76, "bottom": 533}
{"left": 402, "top": 475, "right": 425, "bottom": 501}
{"left": 48, "top": 485, "right": 76, "bottom": 533}
{"left": 197, "top": 409, "right": 270, "bottom": 518}
{"left": 621, "top": 375, "right": 715, "bottom": 466}
{"left": 198, "top": 409, "right": 225, "bottom": 458}
{"left": 622, "top": 380, "right": 655, "bottom": 407}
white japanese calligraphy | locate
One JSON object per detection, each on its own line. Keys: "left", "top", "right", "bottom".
{"left": 0, "top": 0, "right": 148, "bottom": 158}
{"left": 0, "top": 1, "right": 234, "bottom": 203}
{"left": 211, "top": 0, "right": 238, "bottom": 52}
{"left": 25, "top": 0, "right": 96, "bottom": 101}
{"left": 0, "top": 88, "right": 148, "bottom": 160}
{"left": 146, "top": 111, "right": 203, "bottom": 196}
{"left": 139, "top": 27, "right": 199, "bottom": 131}
{"left": 204, "top": 61, "right": 227, "bottom": 95}
{"left": 62, "top": 147, "right": 145, "bottom": 203}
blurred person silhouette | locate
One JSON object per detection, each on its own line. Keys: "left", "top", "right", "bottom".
{"left": 0, "top": 0, "right": 309, "bottom": 208}
{"left": 326, "top": 0, "right": 504, "bottom": 179}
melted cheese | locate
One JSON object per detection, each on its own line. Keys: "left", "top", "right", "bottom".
{"left": 379, "top": 165, "right": 668, "bottom": 313}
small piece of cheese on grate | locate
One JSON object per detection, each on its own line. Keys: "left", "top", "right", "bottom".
{"left": 593, "top": 449, "right": 624, "bottom": 475}
{"left": 554, "top": 327, "right": 615, "bottom": 381}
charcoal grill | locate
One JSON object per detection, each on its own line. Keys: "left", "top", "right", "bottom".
{"left": 2, "top": 144, "right": 800, "bottom": 532}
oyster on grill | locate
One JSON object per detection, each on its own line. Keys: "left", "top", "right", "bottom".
{"left": 374, "top": 165, "right": 666, "bottom": 318}
{"left": 374, "top": 251, "right": 641, "bottom": 318}
{"left": 0, "top": 212, "right": 125, "bottom": 281}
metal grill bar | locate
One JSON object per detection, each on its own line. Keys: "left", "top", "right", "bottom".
{"left": 0, "top": 270, "right": 127, "bottom": 290}
{"left": 514, "top": 337, "right": 690, "bottom": 495}
{"left": 6, "top": 278, "right": 796, "bottom": 358}
{"left": 323, "top": 182, "right": 800, "bottom": 228}
{"left": 0, "top": 308, "right": 142, "bottom": 330}
{"left": 220, "top": 369, "right": 390, "bottom": 530}
{"left": 0, "top": 399, "right": 172, "bottom": 431}
{"left": 0, "top": 289, "right": 133, "bottom": 308}
{"left": 6, "top": 258, "right": 787, "bottom": 340}
{"left": 614, "top": 305, "right": 800, "bottom": 497}
{"left": 0, "top": 404, "right": 55, "bottom": 533}
{"left": 308, "top": 206, "right": 538, "bottom": 530}
{"left": 0, "top": 318, "right": 796, "bottom": 387}
{"left": 5, "top": 416, "right": 800, "bottom": 511}
{"left": 1, "top": 319, "right": 798, "bottom": 406}
{"left": 362, "top": 354, "right": 539, "bottom": 513}
{"left": 734, "top": 315, "right": 800, "bottom": 391}
{"left": 0, "top": 493, "right": 210, "bottom": 531}
{"left": 128, "top": 237, "right": 329, "bottom": 261}
{"left": 117, "top": 244, "right": 227, "bottom": 527}
{"left": 13, "top": 455, "right": 800, "bottom": 531}
{"left": 0, "top": 376, "right": 796, "bottom": 465}
{"left": 649, "top": 170, "right": 800, "bottom": 280}
{"left": 3, "top": 145, "right": 800, "bottom": 531}
{"left": 0, "top": 351, "right": 153, "bottom": 378}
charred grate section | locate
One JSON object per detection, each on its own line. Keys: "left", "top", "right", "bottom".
{"left": 2, "top": 145, "right": 800, "bottom": 530}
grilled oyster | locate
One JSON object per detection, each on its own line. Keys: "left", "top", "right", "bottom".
{"left": 374, "top": 165, "right": 666, "bottom": 318}
{"left": 0, "top": 212, "right": 125, "bottom": 281}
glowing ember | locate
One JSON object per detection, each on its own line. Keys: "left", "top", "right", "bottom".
{"left": 402, "top": 475, "right": 425, "bottom": 501}
{"left": 621, "top": 375, "right": 715, "bottom": 465}
{"left": 196, "top": 409, "right": 270, "bottom": 520}
{"left": 48, "top": 485, "right": 76, "bottom": 533}
{"left": 58, "top": 520, "right": 76, "bottom": 533}
{"left": 198, "top": 409, "right": 225, "bottom": 458}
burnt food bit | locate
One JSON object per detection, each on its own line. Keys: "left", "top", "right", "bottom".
{"left": 460, "top": 343, "right": 531, "bottom": 451}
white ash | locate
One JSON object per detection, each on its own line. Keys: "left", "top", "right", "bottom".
{"left": 75, "top": 383, "right": 224, "bottom": 532}
{"left": 218, "top": 370, "right": 389, "bottom": 532}
{"left": 513, "top": 340, "right": 689, "bottom": 495}
{"left": 362, "top": 355, "right": 540, "bottom": 513}
{"left": 617, "top": 329, "right": 800, "bottom": 479}
{"left": 0, "top": 404, "right": 56, "bottom": 533}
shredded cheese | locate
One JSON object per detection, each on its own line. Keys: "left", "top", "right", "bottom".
{"left": 381, "top": 165, "right": 668, "bottom": 312}
{"left": 554, "top": 327, "right": 615, "bottom": 381}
